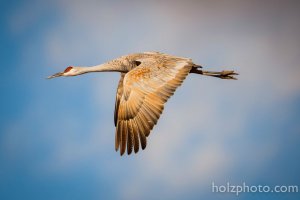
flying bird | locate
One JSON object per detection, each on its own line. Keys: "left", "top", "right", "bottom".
{"left": 48, "top": 52, "right": 238, "bottom": 155}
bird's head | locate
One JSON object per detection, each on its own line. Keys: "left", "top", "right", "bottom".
{"left": 47, "top": 66, "right": 84, "bottom": 79}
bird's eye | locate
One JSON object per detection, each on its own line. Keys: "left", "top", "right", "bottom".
{"left": 64, "top": 66, "right": 73, "bottom": 72}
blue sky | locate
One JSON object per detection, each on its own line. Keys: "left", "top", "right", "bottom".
{"left": 0, "top": 0, "right": 300, "bottom": 200}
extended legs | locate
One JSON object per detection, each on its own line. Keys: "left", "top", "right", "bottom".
{"left": 190, "top": 67, "right": 238, "bottom": 80}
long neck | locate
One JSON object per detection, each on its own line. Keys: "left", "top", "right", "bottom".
{"left": 81, "top": 61, "right": 127, "bottom": 73}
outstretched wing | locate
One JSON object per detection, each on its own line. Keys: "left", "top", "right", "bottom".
{"left": 115, "top": 57, "right": 193, "bottom": 155}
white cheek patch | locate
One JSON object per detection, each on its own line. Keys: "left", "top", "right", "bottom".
{"left": 64, "top": 69, "right": 76, "bottom": 76}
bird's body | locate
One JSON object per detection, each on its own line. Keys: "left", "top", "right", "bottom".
{"left": 48, "top": 52, "right": 238, "bottom": 155}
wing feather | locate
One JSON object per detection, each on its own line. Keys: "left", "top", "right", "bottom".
{"left": 115, "top": 57, "right": 193, "bottom": 155}
{"left": 127, "top": 120, "right": 134, "bottom": 155}
{"left": 114, "top": 73, "right": 125, "bottom": 126}
{"left": 132, "top": 119, "right": 141, "bottom": 153}
{"left": 120, "top": 121, "right": 128, "bottom": 155}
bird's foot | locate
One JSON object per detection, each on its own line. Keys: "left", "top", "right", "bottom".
{"left": 219, "top": 70, "right": 239, "bottom": 80}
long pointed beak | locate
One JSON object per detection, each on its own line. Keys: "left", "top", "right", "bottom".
{"left": 47, "top": 72, "right": 64, "bottom": 79}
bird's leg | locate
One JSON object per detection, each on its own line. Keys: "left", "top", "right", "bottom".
{"left": 190, "top": 68, "right": 238, "bottom": 80}
{"left": 202, "top": 70, "right": 239, "bottom": 80}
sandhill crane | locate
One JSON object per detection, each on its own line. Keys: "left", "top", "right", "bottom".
{"left": 48, "top": 52, "right": 238, "bottom": 155}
